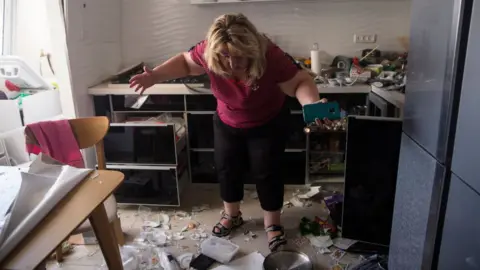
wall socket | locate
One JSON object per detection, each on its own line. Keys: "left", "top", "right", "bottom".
{"left": 353, "top": 34, "right": 377, "bottom": 43}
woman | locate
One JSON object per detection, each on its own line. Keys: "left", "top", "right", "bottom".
{"left": 130, "top": 13, "right": 323, "bottom": 251}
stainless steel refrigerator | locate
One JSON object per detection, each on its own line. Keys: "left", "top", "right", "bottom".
{"left": 388, "top": 0, "right": 480, "bottom": 269}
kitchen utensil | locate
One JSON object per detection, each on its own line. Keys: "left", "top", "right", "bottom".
{"left": 263, "top": 250, "right": 313, "bottom": 270}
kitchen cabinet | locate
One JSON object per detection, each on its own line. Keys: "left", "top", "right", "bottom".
{"left": 90, "top": 83, "right": 370, "bottom": 204}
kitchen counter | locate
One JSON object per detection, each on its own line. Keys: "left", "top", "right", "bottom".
{"left": 88, "top": 82, "right": 372, "bottom": 96}
{"left": 371, "top": 86, "right": 405, "bottom": 108}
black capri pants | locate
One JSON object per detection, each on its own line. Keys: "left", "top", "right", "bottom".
{"left": 213, "top": 104, "right": 290, "bottom": 212}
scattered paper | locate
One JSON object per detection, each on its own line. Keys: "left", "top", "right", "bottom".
{"left": 176, "top": 253, "right": 194, "bottom": 269}
{"left": 142, "top": 213, "right": 170, "bottom": 229}
{"left": 174, "top": 211, "right": 191, "bottom": 220}
{"left": 307, "top": 235, "right": 333, "bottom": 249}
{"left": 298, "top": 186, "right": 321, "bottom": 199}
{"left": 212, "top": 252, "right": 264, "bottom": 270}
{"left": 333, "top": 237, "right": 357, "bottom": 250}
{"left": 290, "top": 197, "right": 305, "bottom": 207}
{"left": 319, "top": 247, "right": 332, "bottom": 254}
{"left": 330, "top": 249, "right": 346, "bottom": 261}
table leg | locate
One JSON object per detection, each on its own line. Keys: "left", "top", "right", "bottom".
{"left": 89, "top": 204, "right": 123, "bottom": 270}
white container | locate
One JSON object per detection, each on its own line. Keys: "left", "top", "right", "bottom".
{"left": 200, "top": 236, "right": 240, "bottom": 264}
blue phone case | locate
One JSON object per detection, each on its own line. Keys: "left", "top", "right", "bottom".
{"left": 303, "top": 102, "right": 341, "bottom": 123}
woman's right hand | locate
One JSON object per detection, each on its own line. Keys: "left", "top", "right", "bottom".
{"left": 129, "top": 66, "right": 156, "bottom": 95}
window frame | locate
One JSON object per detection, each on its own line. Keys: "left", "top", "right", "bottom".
{"left": 2, "top": 0, "right": 15, "bottom": 55}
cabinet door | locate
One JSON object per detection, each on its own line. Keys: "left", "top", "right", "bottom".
{"left": 438, "top": 173, "right": 480, "bottom": 269}
{"left": 451, "top": 0, "right": 480, "bottom": 194}
{"left": 367, "top": 92, "right": 397, "bottom": 117}
{"left": 389, "top": 134, "right": 446, "bottom": 270}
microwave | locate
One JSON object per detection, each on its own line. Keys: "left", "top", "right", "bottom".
{"left": 104, "top": 123, "right": 185, "bottom": 165}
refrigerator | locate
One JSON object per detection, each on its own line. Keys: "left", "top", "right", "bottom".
{"left": 388, "top": 0, "right": 480, "bottom": 269}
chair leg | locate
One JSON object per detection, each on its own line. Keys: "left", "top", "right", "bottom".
{"left": 55, "top": 245, "right": 63, "bottom": 262}
{"left": 111, "top": 216, "right": 125, "bottom": 246}
{"left": 89, "top": 204, "right": 123, "bottom": 269}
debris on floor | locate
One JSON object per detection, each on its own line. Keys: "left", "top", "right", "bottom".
{"left": 211, "top": 251, "right": 265, "bottom": 270}
{"left": 284, "top": 186, "right": 322, "bottom": 208}
{"left": 330, "top": 249, "right": 347, "bottom": 261}
{"left": 331, "top": 262, "right": 350, "bottom": 270}
{"left": 192, "top": 204, "right": 210, "bottom": 213}
{"left": 143, "top": 213, "right": 170, "bottom": 230}
{"left": 333, "top": 237, "right": 358, "bottom": 250}
{"left": 307, "top": 235, "right": 333, "bottom": 249}
{"left": 160, "top": 251, "right": 182, "bottom": 270}
{"left": 200, "top": 236, "right": 240, "bottom": 264}
{"left": 176, "top": 253, "right": 194, "bottom": 269}
{"left": 293, "top": 236, "right": 309, "bottom": 247}
{"left": 298, "top": 186, "right": 322, "bottom": 199}
{"left": 350, "top": 254, "right": 388, "bottom": 270}
{"left": 174, "top": 211, "right": 191, "bottom": 220}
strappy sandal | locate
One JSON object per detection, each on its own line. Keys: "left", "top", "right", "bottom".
{"left": 212, "top": 211, "right": 244, "bottom": 237}
{"left": 266, "top": 225, "right": 287, "bottom": 252}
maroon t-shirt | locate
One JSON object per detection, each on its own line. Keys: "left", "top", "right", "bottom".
{"left": 189, "top": 40, "right": 300, "bottom": 128}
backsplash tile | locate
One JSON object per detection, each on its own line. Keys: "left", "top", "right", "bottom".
{"left": 121, "top": 0, "right": 411, "bottom": 66}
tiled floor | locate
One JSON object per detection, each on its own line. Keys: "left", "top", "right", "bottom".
{"left": 46, "top": 185, "right": 359, "bottom": 270}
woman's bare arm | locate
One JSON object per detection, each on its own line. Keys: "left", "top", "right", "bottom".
{"left": 150, "top": 53, "right": 205, "bottom": 82}
{"left": 278, "top": 70, "right": 320, "bottom": 106}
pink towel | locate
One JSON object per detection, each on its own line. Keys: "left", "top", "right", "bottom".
{"left": 26, "top": 120, "right": 85, "bottom": 168}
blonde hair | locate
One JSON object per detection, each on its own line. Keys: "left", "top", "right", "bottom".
{"left": 204, "top": 13, "right": 268, "bottom": 83}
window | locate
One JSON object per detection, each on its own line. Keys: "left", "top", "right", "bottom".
{"left": 1, "top": 0, "right": 14, "bottom": 55}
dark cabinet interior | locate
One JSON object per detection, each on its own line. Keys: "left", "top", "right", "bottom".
{"left": 309, "top": 131, "right": 346, "bottom": 176}
{"left": 190, "top": 151, "right": 216, "bottom": 183}
{"left": 186, "top": 95, "right": 217, "bottom": 111}
{"left": 112, "top": 167, "right": 180, "bottom": 206}
{"left": 95, "top": 92, "right": 369, "bottom": 195}
{"left": 286, "top": 113, "right": 306, "bottom": 149}
{"left": 104, "top": 125, "right": 177, "bottom": 165}
{"left": 368, "top": 92, "right": 396, "bottom": 117}
{"left": 188, "top": 114, "right": 214, "bottom": 149}
{"left": 279, "top": 152, "right": 306, "bottom": 185}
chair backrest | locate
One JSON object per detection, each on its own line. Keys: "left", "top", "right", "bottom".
{"left": 25, "top": 116, "right": 109, "bottom": 169}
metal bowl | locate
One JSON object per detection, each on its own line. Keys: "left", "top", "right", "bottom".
{"left": 263, "top": 250, "right": 313, "bottom": 270}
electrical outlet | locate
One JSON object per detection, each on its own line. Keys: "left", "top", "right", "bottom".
{"left": 353, "top": 34, "right": 377, "bottom": 44}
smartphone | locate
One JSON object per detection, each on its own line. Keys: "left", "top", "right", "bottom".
{"left": 303, "top": 102, "right": 341, "bottom": 123}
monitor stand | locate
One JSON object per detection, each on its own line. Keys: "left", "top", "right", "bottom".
{"left": 346, "top": 241, "right": 389, "bottom": 255}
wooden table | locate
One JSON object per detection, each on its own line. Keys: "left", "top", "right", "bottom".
{"left": 0, "top": 170, "right": 125, "bottom": 270}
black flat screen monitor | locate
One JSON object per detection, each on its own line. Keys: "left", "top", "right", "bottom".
{"left": 342, "top": 115, "right": 402, "bottom": 246}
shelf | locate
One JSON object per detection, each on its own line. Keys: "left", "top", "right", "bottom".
{"left": 309, "top": 176, "right": 345, "bottom": 184}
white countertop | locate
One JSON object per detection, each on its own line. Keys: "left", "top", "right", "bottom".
{"left": 88, "top": 83, "right": 372, "bottom": 96}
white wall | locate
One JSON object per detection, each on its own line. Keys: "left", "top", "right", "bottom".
{"left": 64, "top": 0, "right": 122, "bottom": 118}
{"left": 121, "top": 0, "right": 411, "bottom": 67}
{"left": 13, "top": 0, "right": 52, "bottom": 73}
{"left": 64, "top": 0, "right": 122, "bottom": 168}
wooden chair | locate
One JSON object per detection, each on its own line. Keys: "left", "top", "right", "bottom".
{"left": 24, "top": 116, "right": 125, "bottom": 262}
